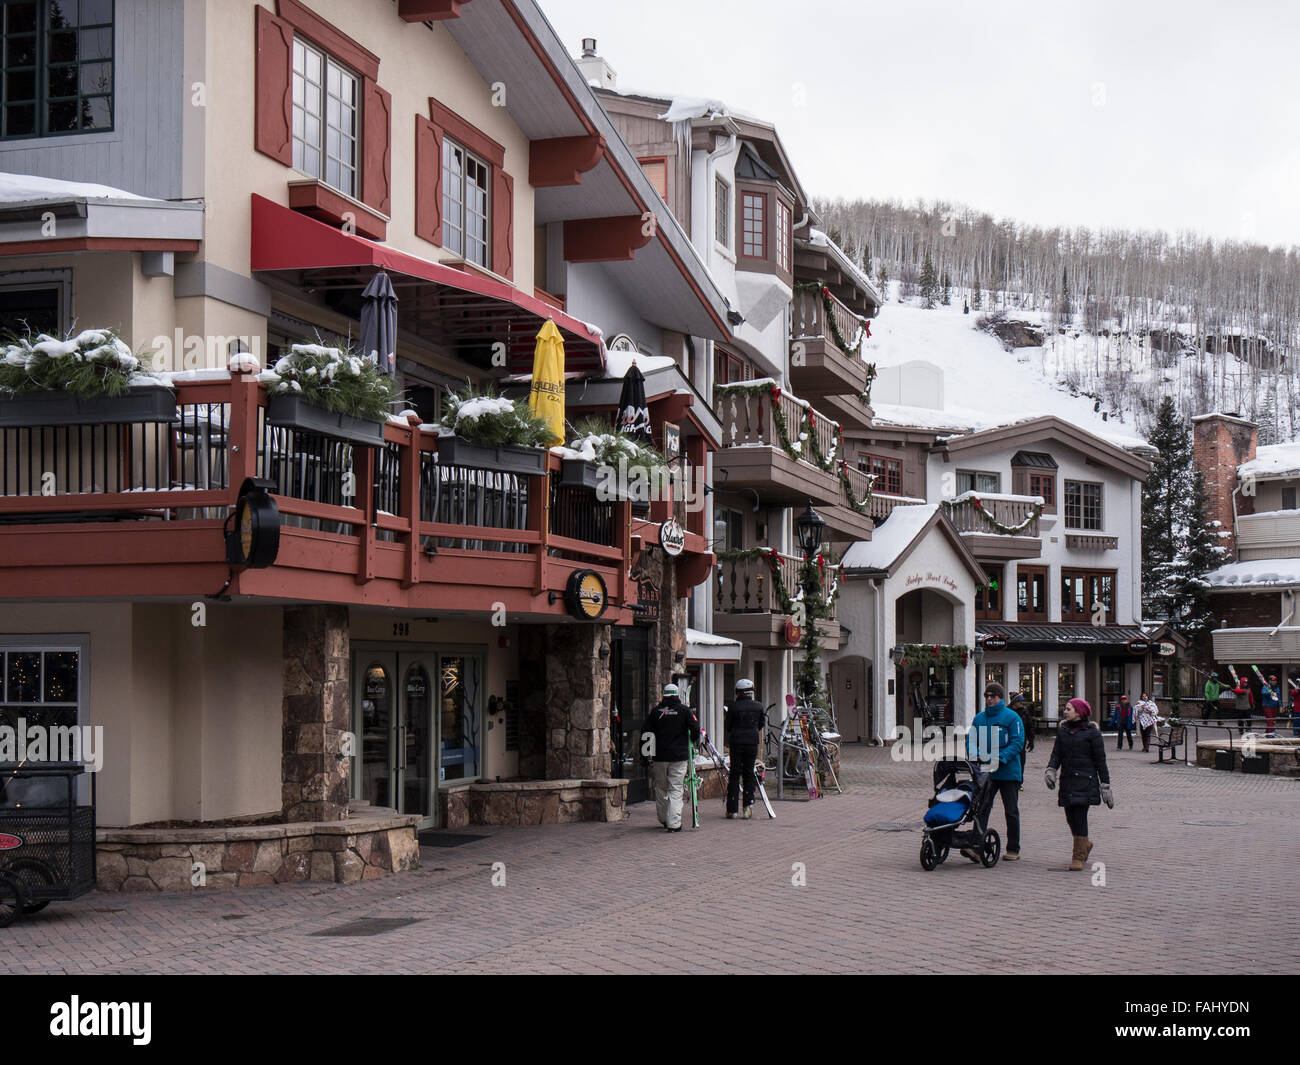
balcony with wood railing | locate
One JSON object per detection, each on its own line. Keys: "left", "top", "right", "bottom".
{"left": 789, "top": 287, "right": 871, "bottom": 403}
{"left": 714, "top": 383, "right": 845, "bottom": 508}
{"left": 714, "top": 549, "right": 839, "bottom": 649}
{"left": 0, "top": 373, "right": 638, "bottom": 618}
{"left": 940, "top": 491, "right": 1043, "bottom": 561}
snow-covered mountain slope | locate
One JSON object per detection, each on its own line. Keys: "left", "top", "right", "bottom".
{"left": 861, "top": 295, "right": 1151, "bottom": 450}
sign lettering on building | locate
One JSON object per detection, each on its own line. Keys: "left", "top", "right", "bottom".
{"left": 903, "top": 571, "right": 960, "bottom": 594}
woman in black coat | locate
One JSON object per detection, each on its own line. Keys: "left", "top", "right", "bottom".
{"left": 1045, "top": 697, "right": 1114, "bottom": 869}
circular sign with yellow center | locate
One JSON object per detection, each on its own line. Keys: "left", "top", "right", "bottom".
{"left": 565, "top": 569, "right": 607, "bottom": 620}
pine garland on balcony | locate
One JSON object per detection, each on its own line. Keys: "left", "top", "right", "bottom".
{"left": 794, "top": 280, "right": 868, "bottom": 357}
{"left": 942, "top": 494, "right": 1043, "bottom": 535}
{"left": 900, "top": 643, "right": 973, "bottom": 670}
{"left": 860, "top": 362, "right": 877, "bottom": 407}
{"left": 715, "top": 546, "right": 840, "bottom": 612}
{"left": 715, "top": 382, "right": 873, "bottom": 514}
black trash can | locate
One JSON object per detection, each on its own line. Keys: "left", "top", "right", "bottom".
{"left": 1213, "top": 749, "right": 1235, "bottom": 771}
{"left": 1241, "top": 753, "right": 1271, "bottom": 775}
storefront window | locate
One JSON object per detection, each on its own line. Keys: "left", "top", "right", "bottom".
{"left": 439, "top": 655, "right": 481, "bottom": 781}
{"left": 1057, "top": 663, "right": 1076, "bottom": 721}
{"left": 1152, "top": 664, "right": 1168, "bottom": 699}
{"left": 1019, "top": 663, "right": 1044, "bottom": 720}
{"left": 1, "top": 644, "right": 81, "bottom": 733}
{"left": 984, "top": 663, "right": 1006, "bottom": 692}
{"left": 976, "top": 566, "right": 1002, "bottom": 620}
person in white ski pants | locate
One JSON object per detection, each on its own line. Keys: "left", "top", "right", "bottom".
{"left": 653, "top": 761, "right": 689, "bottom": 830}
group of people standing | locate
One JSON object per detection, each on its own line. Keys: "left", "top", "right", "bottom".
{"left": 1203, "top": 671, "right": 1297, "bottom": 737}
{"left": 968, "top": 681, "right": 1113, "bottom": 871}
{"left": 1109, "top": 693, "right": 1162, "bottom": 751}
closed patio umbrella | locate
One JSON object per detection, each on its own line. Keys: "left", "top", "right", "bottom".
{"left": 529, "top": 319, "right": 566, "bottom": 446}
{"left": 616, "top": 360, "right": 651, "bottom": 443}
{"left": 360, "top": 270, "right": 398, "bottom": 374}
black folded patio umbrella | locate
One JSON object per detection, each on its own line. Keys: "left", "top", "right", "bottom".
{"left": 360, "top": 270, "right": 398, "bottom": 374}
{"left": 616, "top": 360, "right": 651, "bottom": 443}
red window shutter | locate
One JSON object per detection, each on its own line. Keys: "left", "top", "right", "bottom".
{"left": 414, "top": 115, "right": 443, "bottom": 245}
{"left": 254, "top": 6, "right": 294, "bottom": 165}
{"left": 493, "top": 169, "right": 514, "bottom": 280}
{"left": 361, "top": 78, "right": 392, "bottom": 216}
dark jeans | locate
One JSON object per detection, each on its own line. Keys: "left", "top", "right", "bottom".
{"left": 1065, "top": 804, "right": 1090, "bottom": 837}
{"left": 1140, "top": 725, "right": 1154, "bottom": 751}
{"left": 1116, "top": 725, "right": 1134, "bottom": 749}
{"left": 977, "top": 778, "right": 1020, "bottom": 853}
{"left": 726, "top": 743, "right": 758, "bottom": 813}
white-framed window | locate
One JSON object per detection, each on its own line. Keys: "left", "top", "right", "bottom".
{"left": 1064, "top": 480, "right": 1103, "bottom": 529}
{"left": 292, "top": 36, "right": 358, "bottom": 198}
{"left": 715, "top": 176, "right": 730, "bottom": 247}
{"left": 957, "top": 470, "right": 1000, "bottom": 495}
{"left": 776, "top": 198, "right": 791, "bottom": 273}
{"left": 1, "top": 635, "right": 89, "bottom": 781}
{"left": 442, "top": 137, "right": 490, "bottom": 267}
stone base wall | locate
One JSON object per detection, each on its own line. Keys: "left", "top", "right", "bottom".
{"left": 96, "top": 814, "right": 420, "bottom": 892}
{"left": 439, "top": 778, "right": 628, "bottom": 827}
{"left": 1195, "top": 739, "right": 1300, "bottom": 778}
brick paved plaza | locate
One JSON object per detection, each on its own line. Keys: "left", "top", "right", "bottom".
{"left": 5, "top": 743, "right": 1297, "bottom": 974}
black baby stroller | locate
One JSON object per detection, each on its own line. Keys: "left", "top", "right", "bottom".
{"left": 918, "top": 759, "right": 1001, "bottom": 870}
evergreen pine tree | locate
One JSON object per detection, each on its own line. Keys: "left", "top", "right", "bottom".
{"left": 941, "top": 271, "right": 951, "bottom": 305}
{"left": 875, "top": 261, "right": 888, "bottom": 299}
{"left": 971, "top": 268, "right": 982, "bottom": 310}
{"left": 919, "top": 249, "right": 937, "bottom": 309}
{"left": 862, "top": 245, "right": 872, "bottom": 276}
{"left": 1141, "top": 397, "right": 1228, "bottom": 637}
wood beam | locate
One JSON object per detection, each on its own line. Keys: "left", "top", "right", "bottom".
{"left": 563, "top": 215, "right": 654, "bottom": 264}
{"left": 398, "top": 0, "right": 474, "bottom": 21}
{"left": 529, "top": 134, "right": 605, "bottom": 187}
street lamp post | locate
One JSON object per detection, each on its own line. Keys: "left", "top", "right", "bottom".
{"left": 972, "top": 645, "right": 985, "bottom": 724}
{"left": 794, "top": 502, "right": 827, "bottom": 710}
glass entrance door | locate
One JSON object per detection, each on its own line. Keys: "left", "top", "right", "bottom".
{"left": 353, "top": 650, "right": 438, "bottom": 828}
{"left": 611, "top": 627, "right": 650, "bottom": 803}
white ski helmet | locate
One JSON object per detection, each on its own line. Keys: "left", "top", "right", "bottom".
{"left": 735, "top": 678, "right": 755, "bottom": 694}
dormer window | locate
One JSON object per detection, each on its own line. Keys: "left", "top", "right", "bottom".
{"left": 741, "top": 191, "right": 766, "bottom": 258}
{"left": 732, "top": 144, "right": 794, "bottom": 283}
{"left": 1012, "top": 450, "right": 1058, "bottom": 513}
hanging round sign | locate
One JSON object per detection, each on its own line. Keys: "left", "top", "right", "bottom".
{"left": 1126, "top": 637, "right": 1151, "bottom": 655}
{"left": 565, "top": 569, "right": 608, "bottom": 620}
{"left": 659, "top": 517, "right": 686, "bottom": 557}
{"left": 1157, "top": 641, "right": 1177, "bottom": 657}
{"left": 225, "top": 477, "right": 280, "bottom": 568}
{"left": 784, "top": 617, "right": 802, "bottom": 646}
{"left": 982, "top": 635, "right": 1009, "bottom": 652}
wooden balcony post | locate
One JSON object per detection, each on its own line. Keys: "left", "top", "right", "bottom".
{"left": 401, "top": 429, "right": 422, "bottom": 588}
{"left": 226, "top": 370, "right": 261, "bottom": 496}
{"left": 531, "top": 464, "right": 551, "bottom": 595}
{"left": 355, "top": 440, "right": 376, "bottom": 585}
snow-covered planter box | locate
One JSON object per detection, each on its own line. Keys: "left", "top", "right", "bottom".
{"left": 558, "top": 458, "right": 651, "bottom": 502}
{"left": 0, "top": 384, "right": 176, "bottom": 427}
{"left": 265, "top": 393, "right": 385, "bottom": 446}
{"left": 437, "top": 435, "right": 547, "bottom": 477}
{"left": 0, "top": 329, "right": 175, "bottom": 426}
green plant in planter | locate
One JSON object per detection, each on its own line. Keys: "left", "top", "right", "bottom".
{"left": 438, "top": 382, "right": 551, "bottom": 447}
{"left": 0, "top": 329, "right": 158, "bottom": 397}
{"left": 263, "top": 343, "right": 399, "bottom": 422}
{"left": 565, "top": 414, "right": 668, "bottom": 472}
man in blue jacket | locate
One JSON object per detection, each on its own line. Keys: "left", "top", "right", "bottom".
{"left": 964, "top": 681, "right": 1024, "bottom": 862}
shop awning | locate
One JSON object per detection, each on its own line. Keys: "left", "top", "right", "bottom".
{"left": 249, "top": 194, "right": 605, "bottom": 373}
{"left": 977, "top": 622, "right": 1152, "bottom": 651}
{"left": 686, "top": 627, "right": 743, "bottom": 664}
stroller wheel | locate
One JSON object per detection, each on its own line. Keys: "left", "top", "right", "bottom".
{"left": 0, "top": 875, "right": 26, "bottom": 928}
{"left": 935, "top": 843, "right": 950, "bottom": 864}
{"left": 981, "top": 829, "right": 1001, "bottom": 868}
{"left": 920, "top": 838, "right": 938, "bottom": 871}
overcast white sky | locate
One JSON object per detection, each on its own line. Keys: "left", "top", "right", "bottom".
{"left": 537, "top": 0, "right": 1300, "bottom": 249}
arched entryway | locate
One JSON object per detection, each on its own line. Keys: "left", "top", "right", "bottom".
{"left": 893, "top": 586, "right": 969, "bottom": 735}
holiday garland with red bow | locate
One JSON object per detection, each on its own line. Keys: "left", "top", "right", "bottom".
{"left": 941, "top": 494, "right": 1043, "bottom": 534}
{"left": 899, "top": 643, "right": 973, "bottom": 670}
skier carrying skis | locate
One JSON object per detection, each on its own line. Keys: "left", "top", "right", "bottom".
{"left": 644, "top": 683, "right": 700, "bottom": 833}
{"left": 724, "top": 678, "right": 766, "bottom": 820}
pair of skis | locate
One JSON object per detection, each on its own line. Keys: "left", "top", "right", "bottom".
{"left": 686, "top": 734, "right": 701, "bottom": 829}
{"left": 702, "top": 731, "right": 775, "bottom": 820}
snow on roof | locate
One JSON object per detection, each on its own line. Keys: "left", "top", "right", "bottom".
{"left": 840, "top": 504, "right": 938, "bottom": 571}
{"left": 0, "top": 171, "right": 151, "bottom": 203}
{"left": 602, "top": 350, "right": 678, "bottom": 379}
{"left": 685, "top": 627, "right": 742, "bottom": 647}
{"left": 806, "top": 227, "right": 882, "bottom": 307}
{"left": 658, "top": 96, "right": 730, "bottom": 123}
{"left": 1206, "top": 558, "right": 1300, "bottom": 588}
{"left": 862, "top": 302, "right": 1151, "bottom": 451}
{"left": 1239, "top": 442, "right": 1300, "bottom": 481}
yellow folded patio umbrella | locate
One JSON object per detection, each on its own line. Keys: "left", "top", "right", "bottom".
{"left": 529, "top": 319, "right": 566, "bottom": 446}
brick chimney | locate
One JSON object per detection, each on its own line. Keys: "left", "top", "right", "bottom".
{"left": 1191, "top": 412, "right": 1257, "bottom": 558}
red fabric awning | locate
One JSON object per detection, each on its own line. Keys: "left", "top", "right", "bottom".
{"left": 249, "top": 194, "right": 605, "bottom": 372}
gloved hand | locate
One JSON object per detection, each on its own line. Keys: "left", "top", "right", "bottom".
{"left": 1044, "top": 766, "right": 1057, "bottom": 789}
{"left": 1101, "top": 783, "right": 1115, "bottom": 808}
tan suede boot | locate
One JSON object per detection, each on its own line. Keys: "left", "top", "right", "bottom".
{"left": 1083, "top": 838, "right": 1094, "bottom": 862}
{"left": 1068, "top": 836, "right": 1088, "bottom": 870}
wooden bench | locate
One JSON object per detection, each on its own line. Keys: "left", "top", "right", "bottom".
{"left": 1155, "top": 722, "right": 1185, "bottom": 763}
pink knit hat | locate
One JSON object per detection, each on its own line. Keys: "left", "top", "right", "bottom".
{"left": 1066, "top": 697, "right": 1092, "bottom": 719}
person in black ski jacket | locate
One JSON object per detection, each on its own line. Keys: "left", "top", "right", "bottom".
{"left": 644, "top": 683, "right": 700, "bottom": 832}
{"left": 724, "top": 678, "right": 766, "bottom": 819}
{"left": 1045, "top": 697, "right": 1113, "bottom": 870}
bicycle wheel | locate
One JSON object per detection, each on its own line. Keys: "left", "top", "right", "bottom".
{"left": 3, "top": 857, "right": 56, "bottom": 914}
{"left": 0, "top": 875, "right": 26, "bottom": 928}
